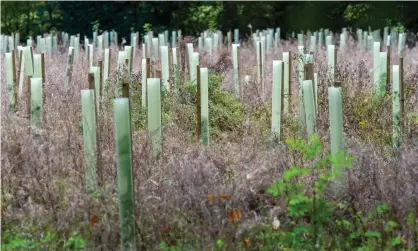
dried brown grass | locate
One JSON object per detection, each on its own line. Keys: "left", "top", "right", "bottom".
{"left": 1, "top": 35, "right": 418, "bottom": 250}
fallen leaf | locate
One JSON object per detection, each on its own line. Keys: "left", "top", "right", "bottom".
{"left": 161, "top": 226, "right": 170, "bottom": 232}
{"left": 229, "top": 209, "right": 241, "bottom": 223}
{"left": 207, "top": 194, "right": 214, "bottom": 201}
{"left": 228, "top": 214, "right": 234, "bottom": 223}
{"left": 91, "top": 215, "right": 98, "bottom": 227}
{"left": 219, "top": 194, "right": 231, "bottom": 200}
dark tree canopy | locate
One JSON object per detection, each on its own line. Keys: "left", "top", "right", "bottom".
{"left": 1, "top": 1, "right": 417, "bottom": 43}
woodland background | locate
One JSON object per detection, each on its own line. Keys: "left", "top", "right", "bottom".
{"left": 2, "top": 1, "right": 418, "bottom": 43}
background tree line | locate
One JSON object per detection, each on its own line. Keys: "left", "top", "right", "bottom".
{"left": 1, "top": 1, "right": 417, "bottom": 44}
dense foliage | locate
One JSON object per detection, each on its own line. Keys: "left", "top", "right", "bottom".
{"left": 2, "top": 1, "right": 418, "bottom": 43}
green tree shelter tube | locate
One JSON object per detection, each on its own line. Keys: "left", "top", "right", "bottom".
{"left": 328, "top": 86, "right": 345, "bottom": 195}
{"left": 327, "top": 45, "right": 335, "bottom": 84}
{"left": 283, "top": 52, "right": 290, "bottom": 114}
{"left": 372, "top": 42, "right": 381, "bottom": 99}
{"left": 24, "top": 46, "right": 34, "bottom": 76}
{"left": 5, "top": 53, "right": 15, "bottom": 111}
{"left": 104, "top": 48, "right": 110, "bottom": 88}
{"left": 113, "top": 98, "right": 136, "bottom": 251}
{"left": 378, "top": 52, "right": 388, "bottom": 98}
{"left": 152, "top": 38, "right": 159, "bottom": 61}
{"left": 64, "top": 47, "right": 74, "bottom": 88}
{"left": 147, "top": 78, "right": 162, "bottom": 160}
{"left": 214, "top": 33, "right": 219, "bottom": 51}
{"left": 303, "top": 80, "right": 316, "bottom": 138}
{"left": 298, "top": 45, "right": 306, "bottom": 131}
{"left": 234, "top": 29, "right": 239, "bottom": 44}
{"left": 90, "top": 66, "right": 100, "bottom": 112}
{"left": 141, "top": 59, "right": 147, "bottom": 108}
{"left": 33, "top": 54, "right": 42, "bottom": 78}
{"left": 18, "top": 47, "right": 25, "bottom": 98}
{"left": 200, "top": 68, "right": 209, "bottom": 145}
{"left": 30, "top": 78, "right": 43, "bottom": 129}
{"left": 271, "top": 60, "right": 283, "bottom": 139}
{"left": 172, "top": 31, "right": 176, "bottom": 48}
{"left": 298, "top": 34, "right": 303, "bottom": 46}
{"left": 398, "top": 33, "right": 404, "bottom": 56}
{"left": 81, "top": 89, "right": 98, "bottom": 194}
{"left": 232, "top": 44, "right": 240, "bottom": 98}
{"left": 124, "top": 46, "right": 133, "bottom": 73}
{"left": 160, "top": 46, "right": 170, "bottom": 91}
{"left": 256, "top": 41, "right": 262, "bottom": 81}
{"left": 206, "top": 37, "right": 213, "bottom": 56}
{"left": 325, "top": 35, "right": 332, "bottom": 50}
{"left": 392, "top": 65, "right": 401, "bottom": 149}
{"left": 191, "top": 52, "right": 199, "bottom": 84}
{"left": 88, "top": 44, "right": 94, "bottom": 68}
{"left": 172, "top": 48, "right": 179, "bottom": 92}
{"left": 187, "top": 43, "right": 194, "bottom": 81}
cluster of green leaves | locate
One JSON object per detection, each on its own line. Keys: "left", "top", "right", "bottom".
{"left": 253, "top": 134, "right": 410, "bottom": 250}
{"left": 1, "top": 230, "right": 86, "bottom": 251}
{"left": 262, "top": 134, "right": 347, "bottom": 249}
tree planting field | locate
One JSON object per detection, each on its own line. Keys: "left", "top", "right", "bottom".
{"left": 1, "top": 28, "right": 418, "bottom": 250}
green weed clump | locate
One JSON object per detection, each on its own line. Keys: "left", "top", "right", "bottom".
{"left": 130, "top": 71, "right": 246, "bottom": 141}
{"left": 1, "top": 229, "right": 86, "bottom": 251}
{"left": 349, "top": 92, "right": 392, "bottom": 146}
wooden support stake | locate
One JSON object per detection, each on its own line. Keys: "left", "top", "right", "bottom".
{"left": 26, "top": 47, "right": 35, "bottom": 120}
{"left": 87, "top": 73, "right": 102, "bottom": 187}
{"left": 88, "top": 72, "right": 95, "bottom": 90}
{"left": 334, "top": 46, "right": 338, "bottom": 79}
{"left": 87, "top": 44, "right": 90, "bottom": 66}
{"left": 108, "top": 48, "right": 112, "bottom": 77}
{"left": 196, "top": 65, "right": 201, "bottom": 141}
{"left": 180, "top": 41, "right": 186, "bottom": 73}
{"left": 122, "top": 81, "right": 129, "bottom": 99}
{"left": 41, "top": 53, "right": 46, "bottom": 84}
{"left": 16, "top": 49, "right": 23, "bottom": 98}
{"left": 99, "top": 60, "right": 103, "bottom": 97}
{"left": 129, "top": 47, "right": 134, "bottom": 73}
{"left": 146, "top": 58, "right": 151, "bottom": 78}
{"left": 387, "top": 45, "right": 391, "bottom": 89}
{"left": 67, "top": 48, "right": 75, "bottom": 85}
{"left": 30, "top": 47, "right": 34, "bottom": 72}
{"left": 304, "top": 63, "right": 315, "bottom": 105}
